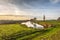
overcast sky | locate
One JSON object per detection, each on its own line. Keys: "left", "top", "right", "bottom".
{"left": 0, "top": 0, "right": 60, "bottom": 20}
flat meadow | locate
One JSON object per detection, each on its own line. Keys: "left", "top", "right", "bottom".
{"left": 0, "top": 20, "right": 60, "bottom": 40}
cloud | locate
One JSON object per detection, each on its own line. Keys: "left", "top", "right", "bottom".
{"left": 50, "top": 0, "right": 60, "bottom": 4}
{"left": 0, "top": 0, "right": 22, "bottom": 15}
{"left": 0, "top": 0, "right": 10, "bottom": 3}
{"left": 0, "top": 0, "right": 32, "bottom": 15}
{"left": 0, "top": 4, "right": 15, "bottom": 15}
{"left": 0, "top": 0, "right": 60, "bottom": 20}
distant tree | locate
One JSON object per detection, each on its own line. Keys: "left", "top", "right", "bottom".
{"left": 33, "top": 17, "right": 37, "bottom": 23}
{"left": 30, "top": 17, "right": 37, "bottom": 23}
{"left": 57, "top": 17, "right": 60, "bottom": 21}
{"left": 34, "top": 17, "right": 36, "bottom": 20}
{"left": 43, "top": 15, "right": 45, "bottom": 22}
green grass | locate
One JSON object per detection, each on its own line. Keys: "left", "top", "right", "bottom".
{"left": 32, "top": 25, "right": 60, "bottom": 40}
{"left": 0, "top": 20, "right": 60, "bottom": 40}
{"left": 0, "top": 24, "right": 36, "bottom": 40}
{"left": 17, "top": 20, "right": 60, "bottom": 40}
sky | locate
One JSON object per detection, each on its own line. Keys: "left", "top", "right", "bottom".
{"left": 0, "top": 0, "right": 60, "bottom": 20}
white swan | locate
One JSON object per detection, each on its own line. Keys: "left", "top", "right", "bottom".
{"left": 21, "top": 21, "right": 44, "bottom": 29}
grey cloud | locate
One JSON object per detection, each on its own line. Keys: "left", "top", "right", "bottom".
{"left": 9, "top": 0, "right": 50, "bottom": 9}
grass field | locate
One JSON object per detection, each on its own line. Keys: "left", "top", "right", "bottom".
{"left": 0, "top": 20, "right": 60, "bottom": 40}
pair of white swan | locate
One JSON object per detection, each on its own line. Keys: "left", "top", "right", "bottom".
{"left": 21, "top": 21, "right": 44, "bottom": 29}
